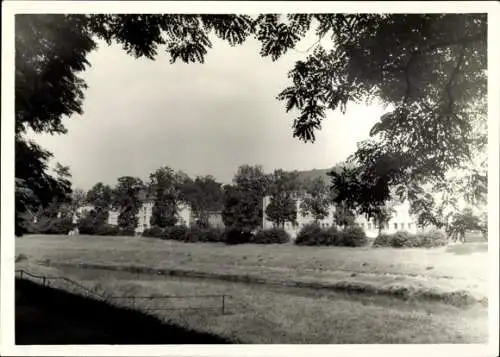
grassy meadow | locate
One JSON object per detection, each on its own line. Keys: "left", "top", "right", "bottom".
{"left": 15, "top": 234, "right": 490, "bottom": 343}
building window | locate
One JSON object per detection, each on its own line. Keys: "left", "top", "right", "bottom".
{"left": 394, "top": 223, "right": 398, "bottom": 230}
{"left": 408, "top": 223, "right": 412, "bottom": 229}
{"left": 368, "top": 223, "right": 372, "bottom": 229}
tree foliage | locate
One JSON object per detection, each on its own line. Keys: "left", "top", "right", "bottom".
{"left": 333, "top": 202, "right": 356, "bottom": 229}
{"left": 148, "top": 167, "right": 184, "bottom": 228}
{"left": 265, "top": 169, "right": 300, "bottom": 227}
{"left": 86, "top": 182, "right": 113, "bottom": 210}
{"left": 222, "top": 165, "right": 269, "bottom": 231}
{"left": 222, "top": 185, "right": 262, "bottom": 232}
{"left": 300, "top": 176, "right": 331, "bottom": 222}
{"left": 85, "top": 182, "right": 113, "bottom": 225}
{"left": 182, "top": 175, "right": 224, "bottom": 226}
{"left": 446, "top": 207, "right": 483, "bottom": 243}
{"left": 265, "top": 195, "right": 297, "bottom": 228}
{"left": 112, "top": 176, "right": 144, "bottom": 231}
{"left": 16, "top": 14, "right": 487, "bottom": 235}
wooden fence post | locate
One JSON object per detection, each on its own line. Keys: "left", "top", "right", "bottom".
{"left": 221, "top": 295, "right": 225, "bottom": 315}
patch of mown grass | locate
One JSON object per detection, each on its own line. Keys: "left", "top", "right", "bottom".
{"left": 17, "top": 234, "right": 489, "bottom": 302}
{"left": 42, "top": 261, "right": 487, "bottom": 308}
{"left": 50, "top": 269, "right": 489, "bottom": 344}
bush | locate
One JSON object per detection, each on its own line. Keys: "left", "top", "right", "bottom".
{"left": 99, "top": 225, "right": 121, "bottom": 236}
{"left": 337, "top": 225, "right": 368, "bottom": 247}
{"left": 200, "top": 228, "right": 225, "bottom": 243}
{"left": 372, "top": 233, "right": 392, "bottom": 247}
{"left": 414, "top": 229, "right": 448, "bottom": 248}
{"left": 78, "top": 220, "right": 97, "bottom": 235}
{"left": 390, "top": 231, "right": 415, "bottom": 248}
{"left": 164, "top": 225, "right": 189, "bottom": 241}
{"left": 295, "top": 223, "right": 340, "bottom": 246}
{"left": 373, "top": 230, "right": 448, "bottom": 248}
{"left": 115, "top": 227, "right": 136, "bottom": 237}
{"left": 184, "top": 227, "right": 203, "bottom": 243}
{"left": 142, "top": 226, "right": 165, "bottom": 238}
{"left": 185, "top": 227, "right": 225, "bottom": 243}
{"left": 223, "top": 228, "right": 253, "bottom": 245}
{"left": 252, "top": 228, "right": 290, "bottom": 244}
{"left": 295, "top": 223, "right": 323, "bottom": 246}
{"left": 29, "top": 216, "right": 75, "bottom": 235}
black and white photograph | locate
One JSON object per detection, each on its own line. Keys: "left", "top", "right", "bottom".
{"left": 1, "top": 1, "right": 499, "bottom": 356}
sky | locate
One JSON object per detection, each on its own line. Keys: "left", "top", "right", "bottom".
{"left": 28, "top": 33, "right": 390, "bottom": 191}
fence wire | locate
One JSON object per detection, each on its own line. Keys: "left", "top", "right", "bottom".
{"left": 16, "top": 269, "right": 232, "bottom": 315}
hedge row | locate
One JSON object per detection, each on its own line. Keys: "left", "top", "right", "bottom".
{"left": 295, "top": 223, "right": 368, "bottom": 247}
{"left": 142, "top": 226, "right": 291, "bottom": 245}
{"left": 372, "top": 230, "right": 448, "bottom": 248}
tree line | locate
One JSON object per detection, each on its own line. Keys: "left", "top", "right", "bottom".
{"left": 15, "top": 14, "right": 487, "bottom": 238}
{"left": 23, "top": 163, "right": 365, "bottom": 235}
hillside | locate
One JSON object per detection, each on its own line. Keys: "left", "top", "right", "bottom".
{"left": 291, "top": 163, "right": 344, "bottom": 185}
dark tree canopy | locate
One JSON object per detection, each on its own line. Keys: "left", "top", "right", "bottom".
{"left": 86, "top": 182, "right": 113, "bottom": 212}
{"left": 265, "top": 169, "right": 300, "bottom": 227}
{"left": 333, "top": 203, "right": 356, "bottom": 229}
{"left": 15, "top": 13, "right": 487, "bottom": 235}
{"left": 182, "top": 175, "right": 224, "bottom": 226}
{"left": 148, "top": 167, "right": 184, "bottom": 228}
{"left": 300, "top": 176, "right": 331, "bottom": 222}
{"left": 112, "top": 176, "right": 144, "bottom": 231}
{"left": 446, "top": 207, "right": 484, "bottom": 242}
{"left": 222, "top": 185, "right": 262, "bottom": 232}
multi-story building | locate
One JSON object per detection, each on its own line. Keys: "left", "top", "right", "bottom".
{"left": 105, "top": 200, "right": 193, "bottom": 234}
{"left": 76, "top": 199, "right": 222, "bottom": 234}
{"left": 262, "top": 195, "right": 428, "bottom": 239}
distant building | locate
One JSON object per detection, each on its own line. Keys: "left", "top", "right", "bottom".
{"left": 108, "top": 199, "right": 193, "bottom": 234}
{"left": 262, "top": 195, "right": 431, "bottom": 239}
{"left": 75, "top": 196, "right": 211, "bottom": 234}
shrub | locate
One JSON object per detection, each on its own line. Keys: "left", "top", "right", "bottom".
{"left": 184, "top": 227, "right": 203, "bottom": 243}
{"left": 199, "top": 228, "right": 225, "bottom": 243}
{"left": 295, "top": 223, "right": 323, "bottom": 246}
{"left": 414, "top": 229, "right": 448, "bottom": 248}
{"left": 295, "top": 223, "right": 341, "bottom": 246}
{"left": 390, "top": 231, "right": 415, "bottom": 248}
{"left": 372, "top": 233, "right": 393, "bottom": 247}
{"left": 164, "top": 225, "right": 189, "bottom": 241}
{"left": 337, "top": 225, "right": 368, "bottom": 247}
{"left": 252, "top": 228, "right": 291, "bottom": 244}
{"left": 223, "top": 228, "right": 253, "bottom": 245}
{"left": 29, "top": 216, "right": 75, "bottom": 235}
{"left": 373, "top": 229, "right": 448, "bottom": 248}
{"left": 78, "top": 220, "right": 97, "bottom": 235}
{"left": 142, "top": 226, "right": 165, "bottom": 238}
{"left": 115, "top": 227, "right": 136, "bottom": 237}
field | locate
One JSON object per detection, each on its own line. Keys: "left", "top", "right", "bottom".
{"left": 15, "top": 234, "right": 490, "bottom": 343}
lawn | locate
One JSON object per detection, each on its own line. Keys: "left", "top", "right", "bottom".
{"left": 14, "top": 234, "right": 490, "bottom": 343}
{"left": 16, "top": 234, "right": 489, "bottom": 302}
{"left": 20, "top": 264, "right": 490, "bottom": 344}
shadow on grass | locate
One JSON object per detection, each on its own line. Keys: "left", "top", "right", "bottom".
{"left": 446, "top": 243, "right": 488, "bottom": 255}
{"left": 15, "top": 278, "right": 234, "bottom": 345}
